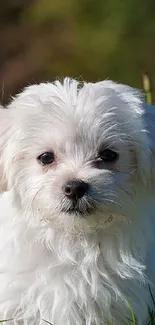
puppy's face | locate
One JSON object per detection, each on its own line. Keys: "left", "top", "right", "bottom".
{"left": 0, "top": 79, "right": 154, "bottom": 232}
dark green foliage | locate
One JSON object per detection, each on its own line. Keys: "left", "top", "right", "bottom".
{"left": 0, "top": 0, "right": 154, "bottom": 104}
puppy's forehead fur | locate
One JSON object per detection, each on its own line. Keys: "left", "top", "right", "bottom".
{"left": 9, "top": 78, "right": 144, "bottom": 149}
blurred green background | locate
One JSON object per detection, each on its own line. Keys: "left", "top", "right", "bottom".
{"left": 0, "top": 0, "right": 155, "bottom": 104}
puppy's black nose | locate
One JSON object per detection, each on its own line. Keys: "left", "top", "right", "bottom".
{"left": 64, "top": 180, "right": 89, "bottom": 200}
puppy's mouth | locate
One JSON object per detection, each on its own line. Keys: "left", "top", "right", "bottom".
{"left": 61, "top": 200, "right": 96, "bottom": 217}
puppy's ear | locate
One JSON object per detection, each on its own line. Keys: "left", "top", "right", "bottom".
{"left": 139, "top": 103, "right": 155, "bottom": 185}
{"left": 0, "top": 107, "right": 13, "bottom": 192}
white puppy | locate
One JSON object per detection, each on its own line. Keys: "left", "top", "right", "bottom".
{"left": 0, "top": 78, "right": 155, "bottom": 325}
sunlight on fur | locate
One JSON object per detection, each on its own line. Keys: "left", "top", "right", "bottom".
{"left": 0, "top": 78, "right": 155, "bottom": 324}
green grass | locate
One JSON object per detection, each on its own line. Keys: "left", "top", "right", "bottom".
{"left": 142, "top": 73, "right": 152, "bottom": 105}
{"left": 0, "top": 320, "right": 13, "bottom": 323}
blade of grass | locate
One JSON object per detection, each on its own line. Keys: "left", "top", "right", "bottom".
{"left": 42, "top": 319, "right": 53, "bottom": 325}
{"left": 149, "top": 285, "right": 155, "bottom": 310}
{"left": 0, "top": 320, "right": 14, "bottom": 323}
{"left": 142, "top": 72, "right": 152, "bottom": 104}
{"left": 147, "top": 308, "right": 155, "bottom": 325}
{"left": 126, "top": 300, "right": 137, "bottom": 325}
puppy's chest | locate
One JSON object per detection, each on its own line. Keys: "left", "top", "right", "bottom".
{"left": 20, "top": 249, "right": 128, "bottom": 324}
{"left": 1, "top": 241, "right": 150, "bottom": 325}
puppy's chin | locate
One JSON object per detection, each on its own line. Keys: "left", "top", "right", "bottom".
{"left": 42, "top": 208, "right": 125, "bottom": 235}
{"left": 55, "top": 196, "right": 126, "bottom": 233}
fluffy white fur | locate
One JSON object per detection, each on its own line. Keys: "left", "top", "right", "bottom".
{"left": 0, "top": 79, "right": 155, "bottom": 325}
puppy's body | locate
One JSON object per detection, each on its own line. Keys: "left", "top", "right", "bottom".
{"left": 0, "top": 79, "right": 155, "bottom": 324}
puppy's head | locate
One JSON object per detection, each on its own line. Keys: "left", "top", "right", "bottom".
{"left": 0, "top": 79, "right": 154, "bottom": 232}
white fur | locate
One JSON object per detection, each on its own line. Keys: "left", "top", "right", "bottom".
{"left": 0, "top": 79, "right": 155, "bottom": 324}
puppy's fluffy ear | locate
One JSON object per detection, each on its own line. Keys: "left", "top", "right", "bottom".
{"left": 140, "top": 103, "right": 155, "bottom": 185}
{"left": 0, "top": 107, "right": 13, "bottom": 192}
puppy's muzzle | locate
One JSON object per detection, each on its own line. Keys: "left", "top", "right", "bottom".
{"left": 62, "top": 179, "right": 92, "bottom": 215}
{"left": 63, "top": 180, "right": 89, "bottom": 201}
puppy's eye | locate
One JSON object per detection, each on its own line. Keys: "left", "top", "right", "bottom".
{"left": 37, "top": 152, "right": 55, "bottom": 165}
{"left": 97, "top": 149, "right": 119, "bottom": 163}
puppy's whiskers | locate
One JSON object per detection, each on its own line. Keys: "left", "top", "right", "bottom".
{"left": 103, "top": 198, "right": 123, "bottom": 211}
{"left": 31, "top": 186, "right": 44, "bottom": 206}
